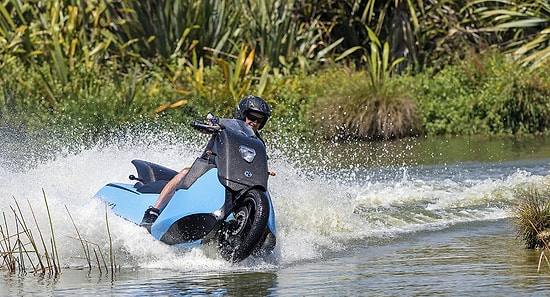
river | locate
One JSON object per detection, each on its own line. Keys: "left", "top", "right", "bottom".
{"left": 1, "top": 129, "right": 550, "bottom": 296}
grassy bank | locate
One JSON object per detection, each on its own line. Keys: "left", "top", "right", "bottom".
{"left": 2, "top": 1, "right": 550, "bottom": 142}
{"left": 2, "top": 51, "right": 550, "bottom": 143}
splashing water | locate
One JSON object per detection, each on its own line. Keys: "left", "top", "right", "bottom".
{"left": 1, "top": 128, "right": 549, "bottom": 272}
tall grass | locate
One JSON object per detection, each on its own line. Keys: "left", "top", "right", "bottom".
{"left": 512, "top": 186, "right": 550, "bottom": 250}
{"left": 512, "top": 184, "right": 550, "bottom": 272}
{"left": 0, "top": 191, "right": 116, "bottom": 277}
{"left": 1, "top": 195, "right": 61, "bottom": 275}
{"left": 313, "top": 29, "right": 421, "bottom": 140}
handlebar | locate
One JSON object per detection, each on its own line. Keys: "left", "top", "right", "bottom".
{"left": 190, "top": 119, "right": 221, "bottom": 134}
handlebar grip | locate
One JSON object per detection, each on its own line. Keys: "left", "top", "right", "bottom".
{"left": 190, "top": 120, "right": 221, "bottom": 134}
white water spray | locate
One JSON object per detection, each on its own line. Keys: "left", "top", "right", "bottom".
{"left": 1, "top": 130, "right": 547, "bottom": 270}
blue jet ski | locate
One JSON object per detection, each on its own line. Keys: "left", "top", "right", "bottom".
{"left": 94, "top": 118, "right": 276, "bottom": 262}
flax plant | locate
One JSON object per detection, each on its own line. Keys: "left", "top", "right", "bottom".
{"left": 0, "top": 0, "right": 144, "bottom": 114}
{"left": 215, "top": 46, "right": 255, "bottom": 103}
{"left": 109, "top": 0, "right": 242, "bottom": 61}
{"left": 469, "top": 0, "right": 550, "bottom": 69}
{"left": 233, "top": 0, "right": 343, "bottom": 71}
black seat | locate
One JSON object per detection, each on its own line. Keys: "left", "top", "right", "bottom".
{"left": 135, "top": 180, "right": 169, "bottom": 194}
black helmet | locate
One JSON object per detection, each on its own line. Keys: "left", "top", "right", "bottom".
{"left": 235, "top": 95, "right": 271, "bottom": 129}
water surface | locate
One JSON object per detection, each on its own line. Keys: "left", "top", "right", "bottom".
{"left": 1, "top": 132, "right": 550, "bottom": 296}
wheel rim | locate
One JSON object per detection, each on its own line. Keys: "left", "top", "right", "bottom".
{"left": 232, "top": 202, "right": 253, "bottom": 236}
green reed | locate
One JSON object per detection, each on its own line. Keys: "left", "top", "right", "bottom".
{"left": 0, "top": 195, "right": 60, "bottom": 275}
{"left": 65, "top": 204, "right": 117, "bottom": 276}
{"left": 0, "top": 191, "right": 117, "bottom": 277}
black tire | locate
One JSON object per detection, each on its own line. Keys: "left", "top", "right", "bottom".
{"left": 218, "top": 189, "right": 270, "bottom": 262}
{"left": 252, "top": 230, "right": 276, "bottom": 257}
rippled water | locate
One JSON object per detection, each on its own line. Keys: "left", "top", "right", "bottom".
{"left": 1, "top": 130, "right": 550, "bottom": 296}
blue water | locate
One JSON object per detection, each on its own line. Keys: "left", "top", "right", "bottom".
{"left": 1, "top": 131, "right": 550, "bottom": 295}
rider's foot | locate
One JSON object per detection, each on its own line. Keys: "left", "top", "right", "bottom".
{"left": 140, "top": 207, "right": 160, "bottom": 233}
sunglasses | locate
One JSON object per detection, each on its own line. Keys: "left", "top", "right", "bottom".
{"left": 246, "top": 113, "right": 264, "bottom": 123}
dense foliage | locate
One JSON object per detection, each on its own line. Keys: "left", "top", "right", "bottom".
{"left": 1, "top": 0, "right": 550, "bottom": 141}
{"left": 416, "top": 52, "right": 550, "bottom": 136}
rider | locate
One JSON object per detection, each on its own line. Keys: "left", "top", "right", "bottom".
{"left": 140, "top": 95, "right": 271, "bottom": 231}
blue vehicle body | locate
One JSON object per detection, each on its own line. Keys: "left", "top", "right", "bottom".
{"left": 93, "top": 119, "right": 276, "bottom": 262}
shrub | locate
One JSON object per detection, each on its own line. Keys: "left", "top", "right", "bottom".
{"left": 416, "top": 51, "right": 550, "bottom": 137}
{"left": 513, "top": 184, "right": 550, "bottom": 249}
{"left": 313, "top": 68, "right": 422, "bottom": 140}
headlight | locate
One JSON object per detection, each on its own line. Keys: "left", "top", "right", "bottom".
{"left": 239, "top": 145, "right": 256, "bottom": 163}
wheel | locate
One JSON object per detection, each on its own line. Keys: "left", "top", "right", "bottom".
{"left": 252, "top": 230, "right": 276, "bottom": 257}
{"left": 218, "top": 189, "right": 270, "bottom": 262}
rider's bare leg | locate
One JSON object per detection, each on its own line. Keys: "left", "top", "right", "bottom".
{"left": 153, "top": 167, "right": 190, "bottom": 211}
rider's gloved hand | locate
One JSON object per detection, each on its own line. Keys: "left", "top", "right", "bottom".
{"left": 206, "top": 113, "right": 218, "bottom": 125}
{"left": 191, "top": 114, "right": 220, "bottom": 134}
